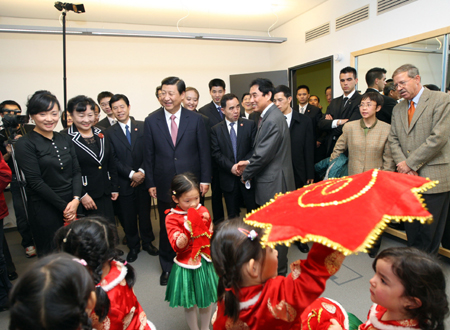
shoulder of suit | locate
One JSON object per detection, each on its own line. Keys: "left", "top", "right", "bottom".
{"left": 198, "top": 102, "right": 215, "bottom": 113}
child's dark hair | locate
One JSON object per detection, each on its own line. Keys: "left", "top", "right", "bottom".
{"left": 9, "top": 253, "right": 95, "bottom": 330}
{"left": 374, "top": 247, "right": 448, "bottom": 330}
{"left": 54, "top": 217, "right": 136, "bottom": 319}
{"left": 170, "top": 172, "right": 200, "bottom": 207}
{"left": 211, "top": 218, "right": 266, "bottom": 322}
{"left": 361, "top": 91, "right": 384, "bottom": 107}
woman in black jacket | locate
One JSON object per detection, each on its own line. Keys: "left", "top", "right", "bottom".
{"left": 65, "top": 95, "right": 118, "bottom": 224}
{"left": 15, "top": 90, "right": 81, "bottom": 256}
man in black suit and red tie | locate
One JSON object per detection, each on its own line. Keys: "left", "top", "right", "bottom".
{"left": 106, "top": 94, "right": 158, "bottom": 264}
{"left": 319, "top": 66, "right": 362, "bottom": 157}
{"left": 199, "top": 78, "right": 226, "bottom": 224}
{"left": 144, "top": 77, "right": 211, "bottom": 285}
{"left": 211, "top": 93, "right": 257, "bottom": 219}
{"left": 97, "top": 91, "right": 116, "bottom": 129}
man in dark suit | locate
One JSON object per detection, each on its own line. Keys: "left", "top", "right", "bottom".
{"left": 274, "top": 85, "right": 314, "bottom": 253}
{"left": 144, "top": 76, "right": 211, "bottom": 285}
{"left": 97, "top": 91, "right": 116, "bottom": 129}
{"left": 199, "top": 78, "right": 226, "bottom": 224}
{"left": 365, "top": 67, "right": 397, "bottom": 124}
{"left": 211, "top": 93, "right": 257, "bottom": 219}
{"left": 319, "top": 67, "right": 362, "bottom": 157}
{"left": 237, "top": 78, "right": 295, "bottom": 276}
{"left": 106, "top": 94, "right": 158, "bottom": 263}
{"left": 296, "top": 84, "right": 326, "bottom": 163}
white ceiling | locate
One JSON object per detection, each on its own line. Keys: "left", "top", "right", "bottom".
{"left": 0, "top": 0, "right": 327, "bottom": 33}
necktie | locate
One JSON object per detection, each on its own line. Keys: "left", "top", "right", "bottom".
{"left": 342, "top": 97, "right": 349, "bottom": 109}
{"left": 258, "top": 116, "right": 262, "bottom": 128}
{"left": 408, "top": 102, "right": 415, "bottom": 126}
{"left": 218, "top": 106, "right": 223, "bottom": 120}
{"left": 125, "top": 125, "right": 131, "bottom": 145}
{"left": 171, "top": 114, "right": 178, "bottom": 146}
{"left": 230, "top": 122, "right": 237, "bottom": 162}
{"left": 300, "top": 107, "right": 304, "bottom": 114}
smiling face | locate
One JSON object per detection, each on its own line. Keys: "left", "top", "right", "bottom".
{"left": 183, "top": 90, "right": 199, "bottom": 111}
{"left": 111, "top": 99, "right": 130, "bottom": 124}
{"left": 32, "top": 104, "right": 60, "bottom": 135}
{"left": 172, "top": 188, "right": 200, "bottom": 211}
{"left": 242, "top": 95, "right": 252, "bottom": 111}
{"left": 72, "top": 105, "right": 95, "bottom": 133}
{"left": 161, "top": 84, "right": 184, "bottom": 113}
{"left": 250, "top": 85, "right": 272, "bottom": 112}
{"left": 99, "top": 97, "right": 112, "bottom": 116}
{"left": 210, "top": 86, "right": 225, "bottom": 106}
{"left": 393, "top": 71, "right": 421, "bottom": 101}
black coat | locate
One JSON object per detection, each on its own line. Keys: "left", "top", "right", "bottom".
{"left": 105, "top": 119, "right": 146, "bottom": 196}
{"left": 66, "top": 125, "right": 118, "bottom": 199}
{"left": 290, "top": 111, "right": 315, "bottom": 188}
{"left": 211, "top": 118, "right": 256, "bottom": 192}
{"left": 365, "top": 88, "right": 397, "bottom": 124}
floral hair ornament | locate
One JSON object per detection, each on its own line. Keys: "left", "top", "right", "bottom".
{"left": 238, "top": 228, "right": 258, "bottom": 241}
{"left": 172, "top": 190, "right": 176, "bottom": 195}
{"left": 73, "top": 258, "right": 88, "bottom": 267}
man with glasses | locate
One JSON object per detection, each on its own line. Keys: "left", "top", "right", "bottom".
{"left": 389, "top": 64, "right": 450, "bottom": 255}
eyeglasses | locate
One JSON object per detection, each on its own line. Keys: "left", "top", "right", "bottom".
{"left": 359, "top": 103, "right": 374, "bottom": 109}
{"left": 394, "top": 79, "right": 412, "bottom": 89}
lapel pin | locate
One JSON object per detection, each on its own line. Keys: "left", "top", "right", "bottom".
{"left": 135, "top": 128, "right": 138, "bottom": 131}
{"left": 240, "top": 123, "right": 243, "bottom": 126}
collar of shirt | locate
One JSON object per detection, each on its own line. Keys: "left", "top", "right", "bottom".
{"left": 108, "top": 116, "right": 116, "bottom": 125}
{"left": 360, "top": 118, "right": 378, "bottom": 130}
{"left": 214, "top": 102, "right": 221, "bottom": 110}
{"left": 299, "top": 104, "right": 308, "bottom": 114}
{"left": 260, "top": 103, "right": 273, "bottom": 118}
{"left": 118, "top": 118, "right": 132, "bottom": 136}
{"left": 343, "top": 89, "right": 356, "bottom": 100}
{"left": 225, "top": 118, "right": 238, "bottom": 137}
{"left": 164, "top": 107, "right": 181, "bottom": 134}
{"left": 410, "top": 86, "right": 425, "bottom": 108}
{"left": 284, "top": 108, "right": 293, "bottom": 128}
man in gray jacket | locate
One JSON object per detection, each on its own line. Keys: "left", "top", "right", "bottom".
{"left": 237, "top": 78, "right": 295, "bottom": 275}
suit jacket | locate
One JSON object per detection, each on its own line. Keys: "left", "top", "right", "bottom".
{"left": 243, "top": 104, "right": 295, "bottom": 205}
{"left": 144, "top": 107, "right": 211, "bottom": 203}
{"left": 318, "top": 92, "right": 362, "bottom": 156}
{"left": 330, "top": 119, "right": 395, "bottom": 176}
{"left": 97, "top": 117, "right": 112, "bottom": 129}
{"left": 211, "top": 118, "right": 256, "bottom": 192}
{"left": 388, "top": 88, "right": 450, "bottom": 194}
{"left": 365, "top": 88, "right": 397, "bottom": 124}
{"left": 199, "top": 101, "right": 224, "bottom": 128}
{"left": 66, "top": 125, "right": 118, "bottom": 199}
{"left": 249, "top": 111, "right": 261, "bottom": 124}
{"left": 105, "top": 119, "right": 146, "bottom": 196}
{"left": 290, "top": 111, "right": 315, "bottom": 188}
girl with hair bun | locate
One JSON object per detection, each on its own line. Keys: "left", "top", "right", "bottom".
{"left": 9, "top": 252, "right": 98, "bottom": 330}
{"left": 54, "top": 217, "right": 156, "bottom": 330}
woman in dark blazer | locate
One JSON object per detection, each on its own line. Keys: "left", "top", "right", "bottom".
{"left": 15, "top": 91, "right": 81, "bottom": 256}
{"left": 65, "top": 95, "right": 118, "bottom": 224}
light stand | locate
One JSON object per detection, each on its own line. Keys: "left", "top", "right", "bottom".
{"left": 54, "top": 2, "right": 85, "bottom": 127}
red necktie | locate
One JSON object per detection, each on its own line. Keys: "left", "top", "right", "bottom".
{"left": 408, "top": 102, "right": 415, "bottom": 126}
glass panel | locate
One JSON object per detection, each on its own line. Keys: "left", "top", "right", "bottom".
{"left": 357, "top": 35, "right": 444, "bottom": 92}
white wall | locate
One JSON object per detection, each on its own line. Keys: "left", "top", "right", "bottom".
{"left": 0, "top": 18, "right": 271, "bottom": 126}
{"left": 269, "top": 0, "right": 450, "bottom": 97}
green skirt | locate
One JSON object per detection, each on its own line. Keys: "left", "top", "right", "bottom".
{"left": 165, "top": 258, "right": 218, "bottom": 309}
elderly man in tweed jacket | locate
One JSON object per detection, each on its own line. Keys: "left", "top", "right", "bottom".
{"left": 388, "top": 64, "right": 450, "bottom": 254}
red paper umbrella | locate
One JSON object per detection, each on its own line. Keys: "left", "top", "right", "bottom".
{"left": 244, "top": 169, "right": 436, "bottom": 255}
